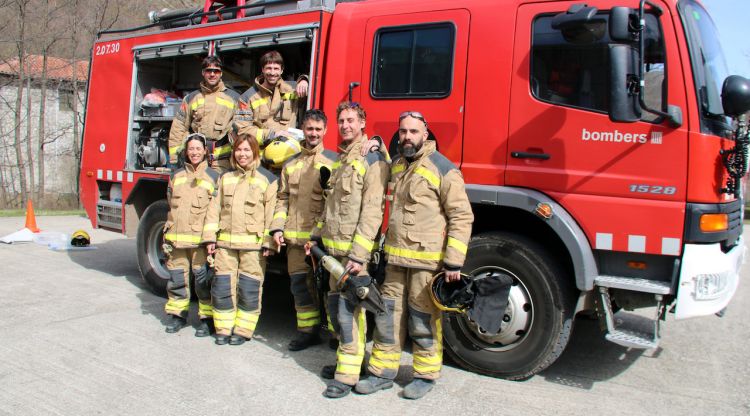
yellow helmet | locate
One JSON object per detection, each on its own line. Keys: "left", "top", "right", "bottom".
{"left": 71, "top": 230, "right": 91, "bottom": 247}
{"left": 262, "top": 136, "right": 302, "bottom": 169}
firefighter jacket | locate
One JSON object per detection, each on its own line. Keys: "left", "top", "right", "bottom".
{"left": 164, "top": 160, "right": 220, "bottom": 249}
{"left": 168, "top": 81, "right": 240, "bottom": 163}
{"left": 311, "top": 136, "right": 389, "bottom": 264}
{"left": 385, "top": 140, "right": 474, "bottom": 271}
{"left": 201, "top": 161, "right": 278, "bottom": 251}
{"left": 270, "top": 142, "right": 337, "bottom": 246}
{"left": 234, "top": 75, "right": 305, "bottom": 146}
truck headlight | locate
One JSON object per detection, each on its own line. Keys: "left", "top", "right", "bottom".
{"left": 693, "top": 272, "right": 729, "bottom": 300}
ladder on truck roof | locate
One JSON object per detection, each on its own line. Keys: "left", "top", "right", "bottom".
{"left": 202, "top": 0, "right": 247, "bottom": 24}
{"left": 99, "top": 0, "right": 336, "bottom": 38}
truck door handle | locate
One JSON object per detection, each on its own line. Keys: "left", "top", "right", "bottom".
{"left": 511, "top": 151, "right": 550, "bottom": 160}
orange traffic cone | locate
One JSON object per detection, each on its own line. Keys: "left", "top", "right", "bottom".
{"left": 24, "top": 200, "right": 40, "bottom": 233}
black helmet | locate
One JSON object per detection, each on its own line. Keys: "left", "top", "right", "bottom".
{"left": 429, "top": 272, "right": 474, "bottom": 313}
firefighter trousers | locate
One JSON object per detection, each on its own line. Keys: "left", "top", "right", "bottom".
{"left": 165, "top": 247, "right": 212, "bottom": 319}
{"left": 287, "top": 245, "right": 320, "bottom": 333}
{"left": 326, "top": 255, "right": 367, "bottom": 386}
{"left": 211, "top": 248, "right": 265, "bottom": 338}
{"left": 368, "top": 264, "right": 443, "bottom": 381}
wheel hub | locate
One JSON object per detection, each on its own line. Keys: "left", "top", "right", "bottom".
{"left": 148, "top": 221, "right": 169, "bottom": 279}
{"left": 457, "top": 267, "right": 533, "bottom": 351}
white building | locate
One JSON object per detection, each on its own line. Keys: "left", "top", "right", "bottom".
{"left": 0, "top": 55, "right": 88, "bottom": 209}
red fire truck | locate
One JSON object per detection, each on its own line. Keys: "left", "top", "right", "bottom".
{"left": 79, "top": 0, "right": 747, "bottom": 379}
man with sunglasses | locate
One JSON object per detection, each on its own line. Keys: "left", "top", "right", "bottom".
{"left": 168, "top": 56, "right": 240, "bottom": 172}
{"left": 355, "top": 111, "right": 473, "bottom": 400}
{"left": 308, "top": 101, "right": 389, "bottom": 399}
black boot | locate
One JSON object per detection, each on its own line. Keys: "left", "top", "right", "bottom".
{"left": 229, "top": 334, "right": 248, "bottom": 345}
{"left": 194, "top": 319, "right": 213, "bottom": 337}
{"left": 215, "top": 334, "right": 230, "bottom": 345}
{"left": 403, "top": 378, "right": 435, "bottom": 400}
{"left": 288, "top": 331, "right": 322, "bottom": 351}
{"left": 165, "top": 315, "right": 187, "bottom": 333}
{"left": 323, "top": 380, "right": 352, "bottom": 399}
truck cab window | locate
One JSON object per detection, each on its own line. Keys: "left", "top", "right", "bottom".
{"left": 531, "top": 12, "right": 665, "bottom": 122}
{"left": 372, "top": 23, "right": 454, "bottom": 98}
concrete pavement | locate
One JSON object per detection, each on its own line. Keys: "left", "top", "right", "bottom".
{"left": 0, "top": 215, "right": 747, "bottom": 415}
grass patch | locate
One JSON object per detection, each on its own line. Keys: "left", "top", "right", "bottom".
{"left": 0, "top": 209, "right": 86, "bottom": 217}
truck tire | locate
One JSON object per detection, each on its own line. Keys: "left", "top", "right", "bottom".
{"left": 136, "top": 200, "right": 169, "bottom": 297}
{"left": 442, "top": 231, "right": 576, "bottom": 380}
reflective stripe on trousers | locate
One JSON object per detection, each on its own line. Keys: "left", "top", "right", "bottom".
{"left": 368, "top": 264, "right": 443, "bottom": 380}
{"left": 164, "top": 247, "right": 208, "bottom": 317}
{"left": 335, "top": 300, "right": 366, "bottom": 386}
{"left": 211, "top": 248, "right": 265, "bottom": 337}
{"left": 287, "top": 245, "right": 320, "bottom": 333}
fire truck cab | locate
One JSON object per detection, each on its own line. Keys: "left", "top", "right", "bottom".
{"left": 80, "top": 0, "right": 748, "bottom": 380}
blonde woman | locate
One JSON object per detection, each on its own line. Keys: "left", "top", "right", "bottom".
{"left": 202, "top": 133, "right": 279, "bottom": 345}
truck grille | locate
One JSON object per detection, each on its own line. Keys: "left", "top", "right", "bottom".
{"left": 97, "top": 200, "right": 123, "bottom": 231}
{"left": 725, "top": 199, "right": 743, "bottom": 250}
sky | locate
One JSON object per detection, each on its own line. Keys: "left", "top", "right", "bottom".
{"left": 702, "top": 0, "right": 750, "bottom": 78}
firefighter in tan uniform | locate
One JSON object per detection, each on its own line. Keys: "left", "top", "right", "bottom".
{"left": 234, "top": 50, "right": 308, "bottom": 148}
{"left": 270, "top": 109, "right": 337, "bottom": 351}
{"left": 163, "top": 133, "right": 220, "bottom": 336}
{"left": 356, "top": 111, "right": 473, "bottom": 400}
{"left": 202, "top": 133, "right": 279, "bottom": 346}
{"left": 168, "top": 56, "right": 240, "bottom": 172}
{"left": 308, "top": 102, "right": 388, "bottom": 399}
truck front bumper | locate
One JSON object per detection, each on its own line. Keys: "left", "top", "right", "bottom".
{"left": 675, "top": 236, "right": 745, "bottom": 319}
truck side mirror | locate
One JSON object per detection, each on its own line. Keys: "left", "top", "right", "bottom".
{"left": 609, "top": 44, "right": 641, "bottom": 122}
{"left": 721, "top": 75, "right": 750, "bottom": 118}
{"left": 609, "top": 7, "right": 638, "bottom": 43}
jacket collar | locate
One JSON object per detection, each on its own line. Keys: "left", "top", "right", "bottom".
{"left": 200, "top": 80, "right": 224, "bottom": 95}
{"left": 403, "top": 139, "right": 435, "bottom": 164}
{"left": 186, "top": 159, "right": 208, "bottom": 173}
{"left": 234, "top": 159, "right": 259, "bottom": 175}
{"left": 254, "top": 76, "right": 289, "bottom": 96}
{"left": 339, "top": 134, "right": 368, "bottom": 156}
{"left": 302, "top": 141, "right": 323, "bottom": 156}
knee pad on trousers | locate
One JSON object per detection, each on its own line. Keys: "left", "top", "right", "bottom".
{"left": 211, "top": 274, "right": 233, "bottom": 310}
{"left": 167, "top": 268, "right": 187, "bottom": 297}
{"left": 327, "top": 292, "right": 342, "bottom": 336}
{"left": 408, "top": 306, "right": 435, "bottom": 349}
{"left": 193, "top": 265, "right": 211, "bottom": 300}
{"left": 237, "top": 273, "right": 261, "bottom": 311}
{"left": 374, "top": 298, "right": 397, "bottom": 344}
{"left": 289, "top": 273, "right": 314, "bottom": 307}
{"left": 338, "top": 295, "right": 358, "bottom": 345}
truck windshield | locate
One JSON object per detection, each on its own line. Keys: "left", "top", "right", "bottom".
{"left": 679, "top": 0, "right": 731, "bottom": 135}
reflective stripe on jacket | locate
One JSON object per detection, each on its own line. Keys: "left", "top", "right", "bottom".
{"left": 271, "top": 142, "right": 337, "bottom": 246}
{"left": 235, "top": 76, "right": 305, "bottom": 146}
{"left": 313, "top": 136, "right": 389, "bottom": 263}
{"left": 164, "top": 160, "right": 220, "bottom": 248}
{"left": 385, "top": 140, "right": 473, "bottom": 271}
{"left": 168, "top": 81, "right": 240, "bottom": 162}
{"left": 201, "top": 161, "right": 278, "bottom": 250}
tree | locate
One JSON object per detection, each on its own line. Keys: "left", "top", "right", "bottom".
{"left": 12, "top": 0, "right": 30, "bottom": 207}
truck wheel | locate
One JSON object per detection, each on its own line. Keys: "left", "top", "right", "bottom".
{"left": 136, "top": 200, "right": 169, "bottom": 297}
{"left": 442, "top": 231, "right": 576, "bottom": 380}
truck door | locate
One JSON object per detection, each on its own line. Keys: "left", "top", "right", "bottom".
{"left": 358, "top": 10, "right": 470, "bottom": 163}
{"left": 506, "top": 1, "right": 690, "bottom": 255}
